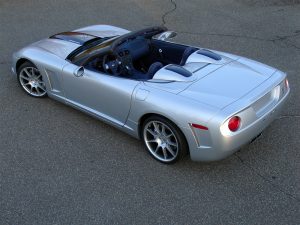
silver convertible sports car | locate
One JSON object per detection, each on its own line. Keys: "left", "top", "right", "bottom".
{"left": 12, "top": 25, "right": 290, "bottom": 163}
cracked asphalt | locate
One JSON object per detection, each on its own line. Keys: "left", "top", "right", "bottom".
{"left": 0, "top": 0, "right": 299, "bottom": 224}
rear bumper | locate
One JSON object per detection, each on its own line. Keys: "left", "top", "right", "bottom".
{"left": 184, "top": 80, "right": 290, "bottom": 162}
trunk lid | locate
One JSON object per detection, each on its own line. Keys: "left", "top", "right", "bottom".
{"left": 178, "top": 59, "right": 276, "bottom": 109}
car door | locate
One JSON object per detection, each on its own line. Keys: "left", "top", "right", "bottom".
{"left": 61, "top": 63, "right": 140, "bottom": 127}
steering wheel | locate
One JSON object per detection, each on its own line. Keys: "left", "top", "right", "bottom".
{"left": 117, "top": 49, "right": 134, "bottom": 75}
{"left": 102, "top": 54, "right": 122, "bottom": 76}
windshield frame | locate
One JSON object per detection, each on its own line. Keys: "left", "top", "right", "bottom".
{"left": 67, "top": 26, "right": 167, "bottom": 65}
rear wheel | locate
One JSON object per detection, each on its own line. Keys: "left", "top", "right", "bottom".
{"left": 142, "top": 116, "right": 188, "bottom": 164}
{"left": 17, "top": 62, "right": 47, "bottom": 97}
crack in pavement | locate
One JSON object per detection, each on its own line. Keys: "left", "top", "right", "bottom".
{"left": 176, "top": 30, "right": 300, "bottom": 50}
{"left": 277, "top": 115, "right": 300, "bottom": 119}
{"left": 160, "top": 0, "right": 300, "bottom": 48}
{"left": 271, "top": 30, "right": 300, "bottom": 42}
{"left": 177, "top": 30, "right": 271, "bottom": 42}
{"left": 161, "top": 0, "right": 177, "bottom": 26}
{"left": 234, "top": 153, "right": 300, "bottom": 202}
{"left": 284, "top": 39, "right": 300, "bottom": 50}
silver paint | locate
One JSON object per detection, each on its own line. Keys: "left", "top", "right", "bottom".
{"left": 11, "top": 25, "right": 290, "bottom": 161}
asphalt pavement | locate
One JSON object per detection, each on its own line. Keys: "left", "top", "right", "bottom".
{"left": 0, "top": 0, "right": 299, "bottom": 224}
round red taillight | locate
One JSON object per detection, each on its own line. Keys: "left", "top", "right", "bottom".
{"left": 228, "top": 116, "right": 241, "bottom": 132}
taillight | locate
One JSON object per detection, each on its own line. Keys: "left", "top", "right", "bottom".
{"left": 228, "top": 116, "right": 241, "bottom": 132}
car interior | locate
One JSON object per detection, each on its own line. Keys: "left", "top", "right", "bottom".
{"left": 82, "top": 27, "right": 199, "bottom": 80}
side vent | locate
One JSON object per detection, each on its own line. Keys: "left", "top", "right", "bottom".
{"left": 45, "top": 69, "right": 62, "bottom": 92}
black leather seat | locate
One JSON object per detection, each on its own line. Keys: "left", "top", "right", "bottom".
{"left": 145, "top": 62, "right": 164, "bottom": 79}
{"left": 179, "top": 47, "right": 198, "bottom": 66}
{"left": 131, "top": 62, "right": 163, "bottom": 80}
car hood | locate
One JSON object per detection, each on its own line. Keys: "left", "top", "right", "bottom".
{"left": 29, "top": 25, "right": 129, "bottom": 59}
{"left": 178, "top": 56, "right": 277, "bottom": 109}
{"left": 30, "top": 38, "right": 81, "bottom": 59}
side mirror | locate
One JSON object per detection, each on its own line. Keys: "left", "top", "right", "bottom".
{"left": 73, "top": 66, "right": 84, "bottom": 77}
{"left": 157, "top": 31, "right": 177, "bottom": 41}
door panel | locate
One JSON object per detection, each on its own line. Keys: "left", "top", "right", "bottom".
{"left": 62, "top": 63, "right": 139, "bottom": 126}
{"left": 151, "top": 40, "right": 187, "bottom": 64}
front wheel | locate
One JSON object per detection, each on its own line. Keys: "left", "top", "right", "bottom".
{"left": 17, "top": 61, "right": 47, "bottom": 98}
{"left": 142, "top": 116, "right": 188, "bottom": 164}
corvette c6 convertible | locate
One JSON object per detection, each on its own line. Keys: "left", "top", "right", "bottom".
{"left": 12, "top": 25, "right": 290, "bottom": 163}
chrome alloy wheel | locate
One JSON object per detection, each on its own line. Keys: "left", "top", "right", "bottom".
{"left": 143, "top": 120, "right": 179, "bottom": 162}
{"left": 19, "top": 67, "right": 46, "bottom": 97}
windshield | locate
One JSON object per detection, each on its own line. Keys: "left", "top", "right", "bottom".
{"left": 67, "top": 36, "right": 117, "bottom": 62}
{"left": 68, "top": 26, "right": 167, "bottom": 64}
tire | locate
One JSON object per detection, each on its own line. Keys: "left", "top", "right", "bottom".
{"left": 17, "top": 61, "right": 47, "bottom": 98}
{"left": 142, "top": 115, "right": 188, "bottom": 164}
